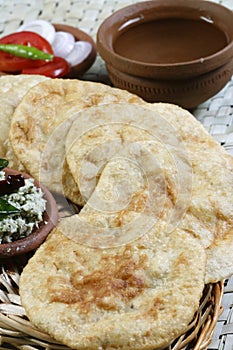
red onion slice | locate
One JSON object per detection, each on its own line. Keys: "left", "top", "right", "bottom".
{"left": 17, "top": 20, "right": 56, "bottom": 44}
{"left": 51, "top": 31, "right": 75, "bottom": 59}
{"left": 65, "top": 41, "right": 92, "bottom": 66}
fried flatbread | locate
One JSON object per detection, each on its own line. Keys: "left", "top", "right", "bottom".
{"left": 8, "top": 76, "right": 233, "bottom": 283}
{"left": 62, "top": 158, "right": 84, "bottom": 206}
{"left": 9, "top": 78, "right": 142, "bottom": 199}
{"left": 0, "top": 74, "right": 48, "bottom": 169}
{"left": 66, "top": 103, "right": 233, "bottom": 282}
{"left": 17, "top": 95, "right": 232, "bottom": 348}
{"left": 65, "top": 103, "right": 191, "bottom": 235}
{"left": 66, "top": 157, "right": 158, "bottom": 248}
{"left": 145, "top": 103, "right": 233, "bottom": 282}
{"left": 19, "top": 219, "right": 206, "bottom": 350}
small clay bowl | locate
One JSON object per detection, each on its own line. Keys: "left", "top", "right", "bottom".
{"left": 53, "top": 23, "right": 97, "bottom": 78}
{"left": 0, "top": 23, "right": 97, "bottom": 78}
{"left": 97, "top": 0, "right": 233, "bottom": 109}
{"left": 0, "top": 168, "right": 59, "bottom": 258}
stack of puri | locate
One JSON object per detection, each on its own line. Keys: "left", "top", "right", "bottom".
{"left": 1, "top": 75, "right": 233, "bottom": 350}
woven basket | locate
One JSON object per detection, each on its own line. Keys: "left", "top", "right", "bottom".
{"left": 0, "top": 257, "right": 224, "bottom": 350}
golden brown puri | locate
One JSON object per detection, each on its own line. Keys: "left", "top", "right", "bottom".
{"left": 9, "top": 78, "right": 142, "bottom": 199}
{"left": 9, "top": 79, "right": 233, "bottom": 282}
{"left": 15, "top": 79, "right": 233, "bottom": 349}
{"left": 19, "top": 220, "right": 206, "bottom": 350}
{"left": 0, "top": 74, "right": 48, "bottom": 169}
{"left": 66, "top": 102, "right": 233, "bottom": 283}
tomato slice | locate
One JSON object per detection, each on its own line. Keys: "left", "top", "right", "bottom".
{"left": 22, "top": 56, "right": 70, "bottom": 78}
{"left": 0, "top": 31, "right": 54, "bottom": 72}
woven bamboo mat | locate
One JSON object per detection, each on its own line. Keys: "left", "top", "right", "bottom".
{"left": 0, "top": 0, "right": 233, "bottom": 349}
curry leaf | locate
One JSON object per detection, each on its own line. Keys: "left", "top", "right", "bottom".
{"left": 0, "top": 159, "right": 8, "bottom": 171}
{"left": 0, "top": 197, "right": 20, "bottom": 220}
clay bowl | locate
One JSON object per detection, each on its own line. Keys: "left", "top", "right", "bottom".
{"left": 53, "top": 23, "right": 97, "bottom": 78}
{"left": 97, "top": 0, "right": 233, "bottom": 109}
{"left": 0, "top": 23, "right": 97, "bottom": 78}
{"left": 0, "top": 168, "right": 59, "bottom": 258}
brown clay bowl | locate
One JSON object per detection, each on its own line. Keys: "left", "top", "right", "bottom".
{"left": 97, "top": 0, "right": 233, "bottom": 109}
{"left": 0, "top": 168, "right": 59, "bottom": 258}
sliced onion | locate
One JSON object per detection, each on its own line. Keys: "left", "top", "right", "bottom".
{"left": 51, "top": 31, "right": 75, "bottom": 59}
{"left": 17, "top": 20, "right": 56, "bottom": 44}
{"left": 65, "top": 41, "right": 92, "bottom": 67}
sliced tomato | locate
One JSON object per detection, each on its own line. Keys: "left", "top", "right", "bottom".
{"left": 0, "top": 31, "right": 54, "bottom": 72}
{"left": 22, "top": 56, "right": 70, "bottom": 78}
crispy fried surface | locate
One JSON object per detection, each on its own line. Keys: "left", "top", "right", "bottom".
{"left": 0, "top": 74, "right": 48, "bottom": 169}
{"left": 19, "top": 221, "right": 205, "bottom": 350}
{"left": 9, "top": 79, "right": 142, "bottom": 201}
{"left": 145, "top": 103, "right": 233, "bottom": 282}
{"left": 66, "top": 102, "right": 233, "bottom": 282}
{"left": 8, "top": 77, "right": 232, "bottom": 349}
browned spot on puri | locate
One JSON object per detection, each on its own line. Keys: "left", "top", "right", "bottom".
{"left": 146, "top": 297, "right": 166, "bottom": 318}
{"left": 128, "top": 191, "right": 148, "bottom": 212}
{"left": 176, "top": 252, "right": 189, "bottom": 266}
{"left": 47, "top": 276, "right": 81, "bottom": 304}
{"left": 48, "top": 247, "right": 148, "bottom": 311}
{"left": 72, "top": 248, "right": 147, "bottom": 311}
{"left": 112, "top": 190, "right": 148, "bottom": 227}
{"left": 16, "top": 119, "right": 34, "bottom": 144}
{"left": 165, "top": 176, "right": 177, "bottom": 206}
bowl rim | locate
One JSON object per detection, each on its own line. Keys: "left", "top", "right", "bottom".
{"left": 97, "top": 0, "right": 233, "bottom": 79}
{"left": 0, "top": 168, "right": 59, "bottom": 258}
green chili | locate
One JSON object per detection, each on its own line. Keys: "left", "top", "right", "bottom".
{"left": 0, "top": 44, "right": 53, "bottom": 61}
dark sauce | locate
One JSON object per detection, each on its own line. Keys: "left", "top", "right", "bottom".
{"left": 0, "top": 174, "right": 25, "bottom": 196}
{"left": 114, "top": 18, "right": 228, "bottom": 64}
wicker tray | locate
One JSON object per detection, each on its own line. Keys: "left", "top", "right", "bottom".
{"left": 0, "top": 257, "right": 224, "bottom": 350}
